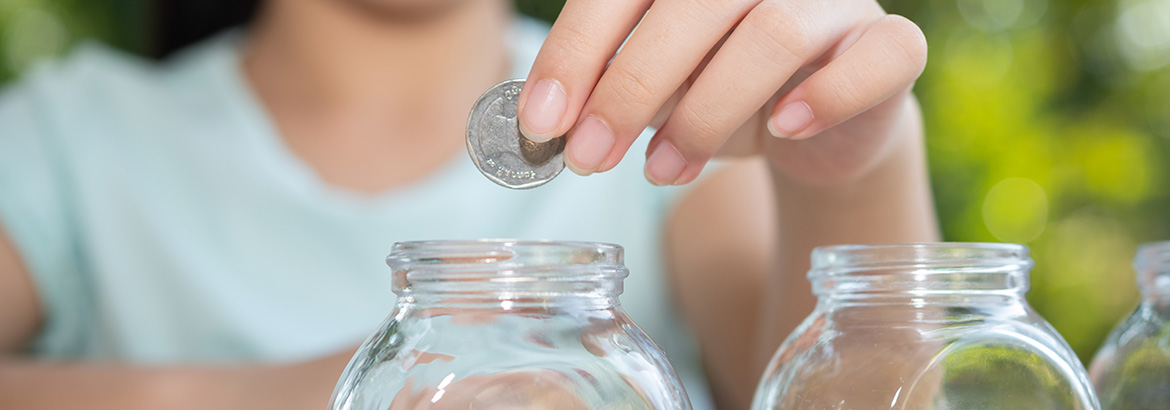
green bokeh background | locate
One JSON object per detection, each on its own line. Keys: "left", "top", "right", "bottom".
{"left": 1, "top": 0, "right": 1167, "bottom": 364}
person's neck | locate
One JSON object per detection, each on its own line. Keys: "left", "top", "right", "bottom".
{"left": 237, "top": 0, "right": 514, "bottom": 193}
{"left": 243, "top": 0, "right": 511, "bottom": 116}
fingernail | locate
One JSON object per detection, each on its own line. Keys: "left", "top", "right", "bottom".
{"left": 644, "top": 141, "right": 686, "bottom": 186}
{"left": 565, "top": 116, "right": 614, "bottom": 176}
{"left": 519, "top": 79, "right": 567, "bottom": 142}
{"left": 769, "top": 101, "right": 814, "bottom": 138}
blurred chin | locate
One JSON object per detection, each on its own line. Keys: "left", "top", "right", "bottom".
{"left": 344, "top": 0, "right": 471, "bottom": 21}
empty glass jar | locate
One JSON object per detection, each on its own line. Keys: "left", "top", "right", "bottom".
{"left": 751, "top": 243, "right": 1099, "bottom": 410}
{"left": 329, "top": 240, "right": 691, "bottom": 410}
{"left": 1089, "top": 241, "right": 1170, "bottom": 409}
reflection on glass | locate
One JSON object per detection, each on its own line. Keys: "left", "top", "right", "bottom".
{"left": 752, "top": 243, "right": 1099, "bottom": 410}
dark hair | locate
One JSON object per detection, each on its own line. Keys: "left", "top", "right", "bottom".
{"left": 151, "top": 0, "right": 259, "bottom": 58}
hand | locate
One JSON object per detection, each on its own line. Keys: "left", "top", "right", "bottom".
{"left": 517, "top": 0, "right": 927, "bottom": 186}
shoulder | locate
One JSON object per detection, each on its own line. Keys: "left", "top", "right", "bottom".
{"left": 0, "top": 36, "right": 235, "bottom": 146}
{"left": 0, "top": 42, "right": 153, "bottom": 176}
{"left": 2, "top": 41, "right": 157, "bottom": 118}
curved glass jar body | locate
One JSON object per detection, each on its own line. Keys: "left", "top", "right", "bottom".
{"left": 329, "top": 240, "right": 691, "bottom": 410}
{"left": 751, "top": 243, "right": 1099, "bottom": 410}
{"left": 1089, "top": 241, "right": 1170, "bottom": 409}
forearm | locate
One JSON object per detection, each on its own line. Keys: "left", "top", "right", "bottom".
{"left": 0, "top": 358, "right": 335, "bottom": 410}
{"left": 0, "top": 359, "right": 234, "bottom": 409}
{"left": 756, "top": 99, "right": 939, "bottom": 364}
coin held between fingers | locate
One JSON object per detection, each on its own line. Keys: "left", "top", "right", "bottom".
{"left": 466, "top": 79, "right": 566, "bottom": 189}
{"left": 519, "top": 135, "right": 565, "bottom": 166}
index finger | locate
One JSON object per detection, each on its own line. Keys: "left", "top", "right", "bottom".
{"left": 517, "top": 0, "right": 651, "bottom": 143}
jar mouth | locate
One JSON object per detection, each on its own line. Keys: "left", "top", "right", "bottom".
{"left": 1135, "top": 241, "right": 1170, "bottom": 297}
{"left": 809, "top": 243, "right": 1033, "bottom": 296}
{"left": 387, "top": 240, "right": 627, "bottom": 297}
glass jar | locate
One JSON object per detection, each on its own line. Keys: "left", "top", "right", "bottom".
{"left": 751, "top": 243, "right": 1099, "bottom": 410}
{"left": 329, "top": 240, "right": 691, "bottom": 410}
{"left": 1089, "top": 241, "right": 1170, "bottom": 409}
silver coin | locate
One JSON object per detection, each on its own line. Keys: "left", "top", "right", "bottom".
{"left": 466, "top": 79, "right": 565, "bottom": 189}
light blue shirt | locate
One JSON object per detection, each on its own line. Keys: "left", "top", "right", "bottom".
{"left": 0, "top": 16, "right": 713, "bottom": 408}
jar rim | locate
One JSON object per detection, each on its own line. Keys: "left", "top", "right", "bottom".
{"left": 387, "top": 239, "right": 628, "bottom": 297}
{"left": 812, "top": 242, "right": 1030, "bottom": 271}
{"left": 809, "top": 242, "right": 1033, "bottom": 296}
{"left": 391, "top": 239, "right": 623, "bottom": 254}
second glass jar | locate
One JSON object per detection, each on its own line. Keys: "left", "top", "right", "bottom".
{"left": 751, "top": 243, "right": 1099, "bottom": 410}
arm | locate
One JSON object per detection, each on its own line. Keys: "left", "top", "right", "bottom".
{"left": 0, "top": 226, "right": 350, "bottom": 409}
{"left": 667, "top": 96, "right": 938, "bottom": 409}
{"left": 757, "top": 96, "right": 938, "bottom": 361}
{"left": 0, "top": 356, "right": 348, "bottom": 409}
{"left": 663, "top": 159, "right": 775, "bottom": 409}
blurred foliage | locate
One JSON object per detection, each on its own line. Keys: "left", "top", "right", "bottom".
{"left": 0, "top": 0, "right": 142, "bottom": 79}
{"left": 887, "top": 0, "right": 1170, "bottom": 363}
{"left": 1, "top": 0, "right": 1168, "bottom": 365}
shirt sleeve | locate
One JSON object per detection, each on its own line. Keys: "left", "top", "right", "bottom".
{"left": 0, "top": 76, "right": 91, "bottom": 357}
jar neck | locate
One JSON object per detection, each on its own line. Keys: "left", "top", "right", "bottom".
{"left": 387, "top": 240, "right": 627, "bottom": 307}
{"left": 1135, "top": 241, "right": 1170, "bottom": 303}
{"left": 809, "top": 243, "right": 1033, "bottom": 305}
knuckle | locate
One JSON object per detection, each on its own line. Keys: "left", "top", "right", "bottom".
{"left": 673, "top": 103, "right": 726, "bottom": 146}
{"left": 606, "top": 62, "right": 659, "bottom": 111}
{"left": 743, "top": 2, "right": 815, "bottom": 61}
{"left": 689, "top": 0, "right": 748, "bottom": 18}
{"left": 882, "top": 15, "right": 928, "bottom": 74}
{"left": 547, "top": 22, "right": 598, "bottom": 64}
{"left": 825, "top": 68, "right": 868, "bottom": 109}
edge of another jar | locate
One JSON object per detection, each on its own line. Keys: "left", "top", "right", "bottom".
{"left": 1134, "top": 241, "right": 1170, "bottom": 297}
{"left": 809, "top": 242, "right": 1033, "bottom": 295}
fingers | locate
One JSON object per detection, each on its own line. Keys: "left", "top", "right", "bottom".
{"left": 531, "top": 0, "right": 928, "bottom": 186}
{"left": 646, "top": 1, "right": 871, "bottom": 185}
{"left": 562, "top": 0, "right": 757, "bottom": 176}
{"left": 517, "top": 0, "right": 651, "bottom": 143}
{"left": 765, "top": 14, "right": 927, "bottom": 141}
